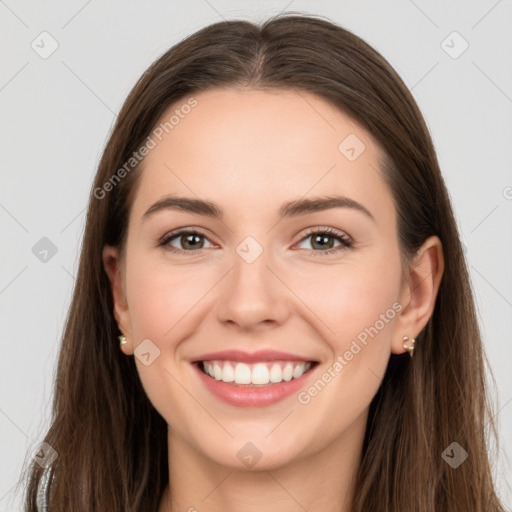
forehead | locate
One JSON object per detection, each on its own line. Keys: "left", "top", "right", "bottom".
{"left": 130, "top": 87, "right": 394, "bottom": 225}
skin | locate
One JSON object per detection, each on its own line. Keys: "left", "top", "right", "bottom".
{"left": 103, "top": 88, "right": 444, "bottom": 512}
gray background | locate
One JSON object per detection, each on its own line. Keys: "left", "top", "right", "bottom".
{"left": 1, "top": 1, "right": 511, "bottom": 510}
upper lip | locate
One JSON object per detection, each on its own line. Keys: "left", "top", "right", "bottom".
{"left": 190, "top": 349, "right": 317, "bottom": 364}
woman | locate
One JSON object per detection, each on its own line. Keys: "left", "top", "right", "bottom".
{"left": 23, "top": 12, "right": 506, "bottom": 512}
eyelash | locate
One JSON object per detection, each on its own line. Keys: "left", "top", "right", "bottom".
{"left": 158, "top": 226, "right": 353, "bottom": 256}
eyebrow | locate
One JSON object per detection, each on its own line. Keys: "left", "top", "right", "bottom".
{"left": 143, "top": 194, "right": 375, "bottom": 222}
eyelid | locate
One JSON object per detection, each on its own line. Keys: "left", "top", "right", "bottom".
{"left": 297, "top": 225, "right": 351, "bottom": 243}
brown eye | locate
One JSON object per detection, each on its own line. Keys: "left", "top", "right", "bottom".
{"left": 296, "top": 228, "right": 352, "bottom": 255}
{"left": 160, "top": 229, "right": 214, "bottom": 253}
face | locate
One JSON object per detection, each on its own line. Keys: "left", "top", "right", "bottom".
{"left": 106, "top": 87, "right": 413, "bottom": 470}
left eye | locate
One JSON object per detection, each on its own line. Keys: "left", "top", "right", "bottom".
{"left": 296, "top": 229, "right": 352, "bottom": 254}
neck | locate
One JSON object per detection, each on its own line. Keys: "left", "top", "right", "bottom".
{"left": 158, "top": 411, "right": 367, "bottom": 512}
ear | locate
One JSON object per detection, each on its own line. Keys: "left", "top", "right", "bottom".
{"left": 391, "top": 235, "right": 444, "bottom": 355}
{"left": 102, "top": 245, "right": 133, "bottom": 354}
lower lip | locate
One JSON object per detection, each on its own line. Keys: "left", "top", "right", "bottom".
{"left": 193, "top": 363, "right": 316, "bottom": 407}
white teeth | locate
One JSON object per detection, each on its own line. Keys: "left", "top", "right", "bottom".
{"left": 251, "top": 363, "right": 270, "bottom": 385}
{"left": 292, "top": 362, "right": 306, "bottom": 379}
{"left": 201, "top": 360, "right": 313, "bottom": 386}
{"left": 282, "top": 363, "right": 293, "bottom": 381}
{"left": 222, "top": 363, "right": 235, "bottom": 382}
{"left": 269, "top": 363, "right": 282, "bottom": 383}
{"left": 234, "top": 363, "right": 252, "bottom": 384}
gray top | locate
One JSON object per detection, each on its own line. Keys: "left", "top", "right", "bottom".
{"left": 36, "top": 465, "right": 54, "bottom": 512}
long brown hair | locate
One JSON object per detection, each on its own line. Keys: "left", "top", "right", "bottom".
{"left": 20, "top": 12, "right": 506, "bottom": 511}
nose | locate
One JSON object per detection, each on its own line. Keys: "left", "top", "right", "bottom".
{"left": 216, "top": 241, "right": 291, "bottom": 332}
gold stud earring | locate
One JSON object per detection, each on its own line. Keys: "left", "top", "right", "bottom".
{"left": 402, "top": 335, "right": 415, "bottom": 358}
{"left": 119, "top": 335, "right": 127, "bottom": 347}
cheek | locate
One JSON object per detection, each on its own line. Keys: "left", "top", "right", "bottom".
{"left": 124, "top": 253, "right": 209, "bottom": 430}
{"left": 289, "top": 256, "right": 402, "bottom": 430}
{"left": 125, "top": 255, "right": 207, "bottom": 342}
{"left": 284, "top": 255, "right": 402, "bottom": 347}
{"left": 286, "top": 255, "right": 402, "bottom": 410}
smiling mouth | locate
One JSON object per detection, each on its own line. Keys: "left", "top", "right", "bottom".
{"left": 197, "top": 360, "right": 318, "bottom": 387}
